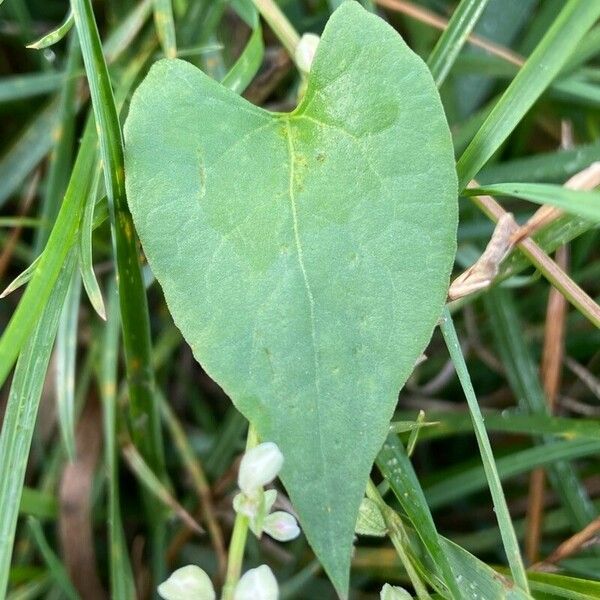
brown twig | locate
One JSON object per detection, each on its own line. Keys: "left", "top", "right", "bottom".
{"left": 525, "top": 244, "right": 568, "bottom": 563}
{"left": 374, "top": 0, "right": 524, "bottom": 66}
{"left": 465, "top": 181, "right": 600, "bottom": 328}
{"left": 532, "top": 516, "right": 600, "bottom": 571}
{"left": 59, "top": 394, "right": 107, "bottom": 600}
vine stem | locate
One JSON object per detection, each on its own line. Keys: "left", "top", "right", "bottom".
{"left": 221, "top": 423, "right": 260, "bottom": 600}
{"left": 252, "top": 0, "right": 300, "bottom": 59}
{"left": 366, "top": 480, "right": 432, "bottom": 600}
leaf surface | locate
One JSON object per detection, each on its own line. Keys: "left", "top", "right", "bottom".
{"left": 124, "top": 3, "right": 457, "bottom": 594}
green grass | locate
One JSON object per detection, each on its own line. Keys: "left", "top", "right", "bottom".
{"left": 0, "top": 0, "right": 599, "bottom": 598}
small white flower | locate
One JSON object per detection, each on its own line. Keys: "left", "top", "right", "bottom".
{"left": 158, "top": 565, "right": 215, "bottom": 600}
{"left": 295, "top": 33, "right": 320, "bottom": 75}
{"left": 263, "top": 511, "right": 301, "bottom": 542}
{"left": 233, "top": 565, "right": 279, "bottom": 600}
{"left": 238, "top": 443, "right": 283, "bottom": 495}
{"left": 380, "top": 583, "right": 413, "bottom": 599}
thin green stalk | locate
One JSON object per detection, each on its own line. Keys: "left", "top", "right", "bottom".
{"left": 71, "top": 0, "right": 165, "bottom": 475}
{"left": 99, "top": 283, "right": 136, "bottom": 599}
{"left": 222, "top": 423, "right": 259, "bottom": 600}
{"left": 252, "top": 0, "right": 299, "bottom": 59}
{"left": 152, "top": 0, "right": 177, "bottom": 58}
{"left": 440, "top": 307, "right": 530, "bottom": 594}
{"left": 366, "top": 480, "right": 431, "bottom": 600}
{"left": 427, "top": 0, "right": 491, "bottom": 87}
{"left": 160, "top": 394, "right": 227, "bottom": 578}
{"left": 55, "top": 269, "right": 82, "bottom": 460}
{"left": 27, "top": 519, "right": 80, "bottom": 600}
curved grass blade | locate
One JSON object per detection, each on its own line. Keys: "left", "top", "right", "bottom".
{"left": 0, "top": 254, "right": 41, "bottom": 298}
{"left": 467, "top": 183, "right": 600, "bottom": 223}
{"left": 221, "top": 23, "right": 264, "bottom": 95}
{"left": 427, "top": 0, "right": 491, "bottom": 87}
{"left": 456, "top": 0, "right": 600, "bottom": 189}
{"left": 78, "top": 165, "right": 106, "bottom": 319}
{"left": 393, "top": 410, "right": 600, "bottom": 442}
{"left": 440, "top": 308, "right": 529, "bottom": 593}
{"left": 478, "top": 140, "right": 600, "bottom": 184}
{"left": 27, "top": 9, "right": 74, "bottom": 50}
{"left": 121, "top": 443, "right": 203, "bottom": 534}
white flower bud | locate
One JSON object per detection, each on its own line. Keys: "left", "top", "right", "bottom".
{"left": 380, "top": 583, "right": 413, "bottom": 599}
{"left": 233, "top": 565, "right": 279, "bottom": 600}
{"left": 263, "top": 511, "right": 301, "bottom": 542}
{"left": 295, "top": 33, "right": 320, "bottom": 75}
{"left": 158, "top": 565, "right": 215, "bottom": 600}
{"left": 238, "top": 442, "right": 283, "bottom": 494}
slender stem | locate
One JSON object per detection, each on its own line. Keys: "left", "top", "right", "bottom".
{"left": 222, "top": 423, "right": 259, "bottom": 600}
{"left": 252, "top": 0, "right": 300, "bottom": 59}
{"left": 440, "top": 308, "right": 530, "bottom": 593}
{"left": 366, "top": 480, "right": 432, "bottom": 600}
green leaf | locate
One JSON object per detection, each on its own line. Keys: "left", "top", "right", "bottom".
{"left": 124, "top": 2, "right": 457, "bottom": 595}
{"left": 466, "top": 183, "right": 600, "bottom": 223}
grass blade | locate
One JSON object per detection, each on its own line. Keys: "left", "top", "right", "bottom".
{"left": 439, "top": 307, "right": 529, "bottom": 593}
{"left": 78, "top": 165, "right": 106, "bottom": 319}
{"left": 0, "top": 119, "right": 96, "bottom": 389}
{"left": 0, "top": 72, "right": 69, "bottom": 103}
{"left": 27, "top": 518, "right": 80, "bottom": 600}
{"left": 71, "top": 0, "right": 165, "bottom": 474}
{"left": 0, "top": 251, "right": 77, "bottom": 597}
{"left": 427, "top": 0, "right": 491, "bottom": 87}
{"left": 377, "top": 434, "right": 463, "bottom": 599}
{"left": 0, "top": 101, "right": 61, "bottom": 210}
{"left": 98, "top": 284, "right": 136, "bottom": 599}
{"left": 152, "top": 0, "right": 177, "bottom": 58}
{"left": 221, "top": 23, "right": 264, "bottom": 95}
{"left": 485, "top": 289, "right": 599, "bottom": 535}
{"left": 55, "top": 270, "right": 82, "bottom": 460}
{"left": 27, "top": 9, "right": 74, "bottom": 50}
{"left": 34, "top": 33, "right": 81, "bottom": 256}
{"left": 424, "top": 438, "right": 600, "bottom": 510}
{"left": 456, "top": 0, "right": 600, "bottom": 189}
{"left": 467, "top": 183, "right": 600, "bottom": 223}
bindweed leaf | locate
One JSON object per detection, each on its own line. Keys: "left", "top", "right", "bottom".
{"left": 124, "top": 2, "right": 457, "bottom": 595}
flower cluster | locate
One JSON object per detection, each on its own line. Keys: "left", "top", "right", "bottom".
{"left": 233, "top": 442, "right": 300, "bottom": 542}
{"left": 158, "top": 441, "right": 300, "bottom": 600}
{"left": 158, "top": 563, "right": 279, "bottom": 600}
